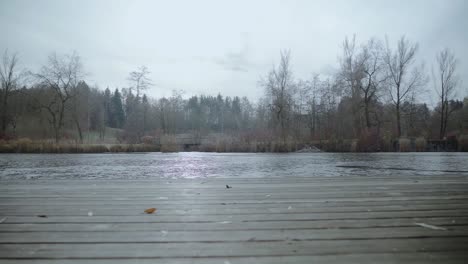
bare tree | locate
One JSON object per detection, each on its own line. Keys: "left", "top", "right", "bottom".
{"left": 434, "top": 48, "right": 459, "bottom": 139}
{"left": 70, "top": 81, "right": 90, "bottom": 143}
{"left": 359, "top": 38, "right": 387, "bottom": 129}
{"left": 384, "top": 36, "right": 425, "bottom": 137}
{"left": 0, "top": 50, "right": 21, "bottom": 134}
{"left": 262, "top": 50, "right": 295, "bottom": 142}
{"left": 33, "top": 51, "right": 84, "bottom": 142}
{"left": 298, "top": 74, "right": 321, "bottom": 139}
{"left": 128, "top": 66, "right": 152, "bottom": 97}
{"left": 339, "top": 36, "right": 366, "bottom": 136}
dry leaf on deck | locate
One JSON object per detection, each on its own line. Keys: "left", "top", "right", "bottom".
{"left": 144, "top": 208, "right": 157, "bottom": 214}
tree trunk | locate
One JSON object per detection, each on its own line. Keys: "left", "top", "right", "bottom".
{"left": 396, "top": 102, "right": 401, "bottom": 138}
{"left": 55, "top": 102, "right": 66, "bottom": 143}
{"left": 442, "top": 101, "right": 449, "bottom": 139}
{"left": 364, "top": 101, "right": 371, "bottom": 129}
{"left": 74, "top": 117, "right": 83, "bottom": 144}
{"left": 311, "top": 101, "right": 316, "bottom": 139}
{"left": 54, "top": 124, "right": 60, "bottom": 143}
{"left": 1, "top": 94, "right": 8, "bottom": 134}
{"left": 439, "top": 96, "right": 445, "bottom": 139}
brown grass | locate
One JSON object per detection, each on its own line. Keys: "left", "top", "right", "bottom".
{"left": 398, "top": 138, "right": 411, "bottom": 152}
{"left": 197, "top": 138, "right": 301, "bottom": 153}
{"left": 160, "top": 135, "right": 181, "bottom": 153}
{"left": 0, "top": 138, "right": 159, "bottom": 153}
{"left": 415, "top": 137, "right": 427, "bottom": 152}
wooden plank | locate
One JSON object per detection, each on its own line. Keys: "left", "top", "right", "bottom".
{"left": 3, "top": 184, "right": 462, "bottom": 191}
{"left": 2, "top": 183, "right": 466, "bottom": 192}
{"left": 2, "top": 188, "right": 467, "bottom": 199}
{"left": 1, "top": 198, "right": 465, "bottom": 210}
{"left": 0, "top": 237, "right": 467, "bottom": 258}
{"left": 3, "top": 204, "right": 468, "bottom": 217}
{"left": 1, "top": 178, "right": 467, "bottom": 188}
{"left": 1, "top": 196, "right": 467, "bottom": 207}
{"left": 0, "top": 253, "right": 466, "bottom": 264}
{"left": 1, "top": 217, "right": 466, "bottom": 232}
{"left": 1, "top": 172, "right": 468, "bottom": 262}
{"left": 0, "top": 180, "right": 468, "bottom": 189}
{"left": 1, "top": 226, "right": 467, "bottom": 243}
{"left": 2, "top": 209, "right": 468, "bottom": 224}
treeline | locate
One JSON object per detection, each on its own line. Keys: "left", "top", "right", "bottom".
{"left": 1, "top": 35, "right": 468, "bottom": 152}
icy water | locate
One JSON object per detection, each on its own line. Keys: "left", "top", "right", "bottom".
{"left": 0, "top": 152, "right": 468, "bottom": 180}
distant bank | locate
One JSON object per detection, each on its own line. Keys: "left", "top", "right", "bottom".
{"left": 1, "top": 136, "right": 467, "bottom": 153}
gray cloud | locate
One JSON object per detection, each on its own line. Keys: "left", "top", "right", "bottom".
{"left": 1, "top": 0, "right": 467, "bottom": 101}
{"left": 212, "top": 50, "right": 251, "bottom": 72}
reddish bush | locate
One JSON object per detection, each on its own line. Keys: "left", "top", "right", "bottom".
{"left": 356, "top": 129, "right": 382, "bottom": 152}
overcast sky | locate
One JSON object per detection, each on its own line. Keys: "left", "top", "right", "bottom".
{"left": 1, "top": 0, "right": 467, "bottom": 104}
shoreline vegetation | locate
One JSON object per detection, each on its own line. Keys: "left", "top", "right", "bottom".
{"left": 1, "top": 37, "right": 468, "bottom": 151}
{"left": 1, "top": 135, "right": 467, "bottom": 153}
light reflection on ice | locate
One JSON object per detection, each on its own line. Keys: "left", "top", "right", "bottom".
{"left": 1, "top": 152, "right": 468, "bottom": 180}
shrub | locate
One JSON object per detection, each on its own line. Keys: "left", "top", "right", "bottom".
{"left": 415, "top": 137, "right": 427, "bottom": 152}
{"left": 0, "top": 139, "right": 166, "bottom": 153}
{"left": 82, "top": 145, "right": 108, "bottom": 153}
{"left": 350, "top": 139, "right": 358, "bottom": 152}
{"left": 109, "top": 144, "right": 125, "bottom": 152}
{"left": 248, "top": 141, "right": 258, "bottom": 152}
{"left": 356, "top": 129, "right": 381, "bottom": 152}
{"left": 141, "top": 136, "right": 155, "bottom": 145}
{"left": 160, "top": 135, "right": 180, "bottom": 152}
{"left": 319, "top": 138, "right": 354, "bottom": 152}
{"left": 133, "top": 144, "right": 160, "bottom": 152}
{"left": 398, "top": 138, "right": 411, "bottom": 152}
{"left": 458, "top": 135, "right": 468, "bottom": 152}
{"left": 0, "top": 142, "right": 15, "bottom": 153}
{"left": 161, "top": 143, "right": 179, "bottom": 152}
{"left": 199, "top": 142, "right": 216, "bottom": 152}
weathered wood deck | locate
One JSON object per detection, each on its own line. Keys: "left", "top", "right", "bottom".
{"left": 0, "top": 174, "right": 468, "bottom": 263}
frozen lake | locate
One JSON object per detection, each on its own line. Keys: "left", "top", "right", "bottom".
{"left": 1, "top": 152, "right": 468, "bottom": 180}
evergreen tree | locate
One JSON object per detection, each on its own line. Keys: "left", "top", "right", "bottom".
{"left": 111, "top": 89, "right": 125, "bottom": 128}
{"left": 232, "top": 96, "right": 242, "bottom": 130}
{"left": 142, "top": 94, "right": 149, "bottom": 133}
{"left": 104, "top": 88, "right": 112, "bottom": 127}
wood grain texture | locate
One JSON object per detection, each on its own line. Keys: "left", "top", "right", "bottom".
{"left": 1, "top": 175, "right": 467, "bottom": 263}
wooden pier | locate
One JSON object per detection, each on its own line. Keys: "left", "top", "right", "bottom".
{"left": 1, "top": 174, "right": 467, "bottom": 263}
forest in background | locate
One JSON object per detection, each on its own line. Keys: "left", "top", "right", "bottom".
{"left": 1, "top": 35, "right": 468, "bottom": 152}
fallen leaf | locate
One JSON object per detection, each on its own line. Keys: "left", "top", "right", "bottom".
{"left": 144, "top": 208, "right": 157, "bottom": 214}
{"left": 0, "top": 217, "right": 6, "bottom": 223}
{"left": 414, "top": 222, "right": 447, "bottom": 231}
{"left": 226, "top": 185, "right": 232, "bottom": 189}
{"left": 37, "top": 215, "right": 48, "bottom": 218}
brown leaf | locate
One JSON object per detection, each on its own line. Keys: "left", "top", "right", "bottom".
{"left": 144, "top": 208, "right": 156, "bottom": 214}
